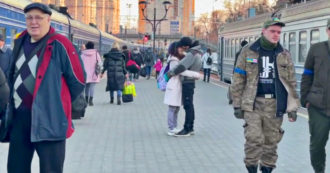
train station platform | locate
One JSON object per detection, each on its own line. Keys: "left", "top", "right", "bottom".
{"left": 0, "top": 77, "right": 328, "bottom": 173}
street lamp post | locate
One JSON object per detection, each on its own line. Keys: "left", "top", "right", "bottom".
{"left": 139, "top": 1, "right": 171, "bottom": 53}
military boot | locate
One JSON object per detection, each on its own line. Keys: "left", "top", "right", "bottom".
{"left": 89, "top": 97, "right": 94, "bottom": 106}
{"left": 110, "top": 97, "right": 114, "bottom": 104}
{"left": 260, "top": 166, "right": 273, "bottom": 173}
{"left": 246, "top": 165, "right": 258, "bottom": 173}
{"left": 117, "top": 96, "right": 121, "bottom": 105}
{"left": 85, "top": 96, "right": 88, "bottom": 103}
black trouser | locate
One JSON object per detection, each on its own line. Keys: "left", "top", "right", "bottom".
{"left": 182, "top": 83, "right": 195, "bottom": 131}
{"left": 7, "top": 109, "right": 66, "bottom": 173}
{"left": 203, "top": 68, "right": 211, "bottom": 82}
{"left": 308, "top": 105, "right": 330, "bottom": 173}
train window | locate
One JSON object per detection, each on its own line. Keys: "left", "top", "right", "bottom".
{"left": 289, "top": 32, "right": 296, "bottom": 62}
{"left": 228, "top": 39, "right": 232, "bottom": 59}
{"left": 231, "top": 39, "right": 235, "bottom": 59}
{"left": 310, "top": 30, "right": 320, "bottom": 45}
{"left": 225, "top": 39, "right": 229, "bottom": 59}
{"left": 283, "top": 33, "right": 287, "bottom": 49}
{"left": 299, "top": 31, "right": 307, "bottom": 63}
{"left": 236, "top": 39, "right": 239, "bottom": 55}
{"left": 0, "top": 28, "right": 5, "bottom": 38}
{"left": 10, "top": 29, "right": 17, "bottom": 48}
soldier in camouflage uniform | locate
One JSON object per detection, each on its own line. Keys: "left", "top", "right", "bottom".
{"left": 230, "top": 18, "right": 300, "bottom": 173}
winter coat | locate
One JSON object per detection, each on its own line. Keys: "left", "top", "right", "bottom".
{"left": 154, "top": 60, "right": 162, "bottom": 72}
{"left": 0, "top": 68, "right": 9, "bottom": 112}
{"left": 164, "top": 56, "right": 200, "bottom": 106}
{"left": 122, "top": 49, "right": 130, "bottom": 63}
{"left": 81, "top": 49, "right": 102, "bottom": 83}
{"left": 201, "top": 52, "right": 212, "bottom": 69}
{"left": 230, "top": 39, "right": 299, "bottom": 117}
{"left": 0, "top": 46, "right": 12, "bottom": 78}
{"left": 301, "top": 40, "right": 330, "bottom": 116}
{"left": 144, "top": 51, "right": 154, "bottom": 66}
{"left": 131, "top": 50, "right": 144, "bottom": 66}
{"left": 103, "top": 49, "right": 126, "bottom": 91}
{"left": 7, "top": 27, "right": 85, "bottom": 142}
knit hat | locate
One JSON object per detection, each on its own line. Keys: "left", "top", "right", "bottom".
{"left": 177, "top": 37, "right": 192, "bottom": 47}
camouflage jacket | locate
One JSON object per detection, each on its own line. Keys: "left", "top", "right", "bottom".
{"left": 230, "top": 39, "right": 299, "bottom": 117}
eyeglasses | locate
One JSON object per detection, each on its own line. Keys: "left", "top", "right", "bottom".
{"left": 25, "top": 15, "right": 46, "bottom": 22}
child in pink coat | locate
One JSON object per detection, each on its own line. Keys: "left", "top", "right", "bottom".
{"left": 153, "top": 59, "right": 162, "bottom": 79}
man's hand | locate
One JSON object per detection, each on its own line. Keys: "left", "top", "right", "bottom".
{"left": 194, "top": 74, "right": 202, "bottom": 80}
{"left": 288, "top": 111, "right": 297, "bottom": 122}
{"left": 306, "top": 102, "right": 310, "bottom": 108}
{"left": 100, "top": 73, "right": 104, "bottom": 79}
{"left": 234, "top": 108, "right": 244, "bottom": 119}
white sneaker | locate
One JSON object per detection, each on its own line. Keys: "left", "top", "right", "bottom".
{"left": 172, "top": 128, "right": 181, "bottom": 133}
{"left": 167, "top": 131, "right": 175, "bottom": 136}
{"left": 167, "top": 128, "right": 180, "bottom": 136}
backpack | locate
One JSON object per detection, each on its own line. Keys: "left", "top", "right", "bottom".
{"left": 157, "top": 63, "right": 170, "bottom": 91}
{"left": 206, "top": 56, "right": 213, "bottom": 65}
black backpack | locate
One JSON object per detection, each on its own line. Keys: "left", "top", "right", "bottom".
{"left": 206, "top": 56, "right": 213, "bottom": 65}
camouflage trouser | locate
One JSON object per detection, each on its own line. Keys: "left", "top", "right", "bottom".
{"left": 243, "top": 97, "right": 284, "bottom": 168}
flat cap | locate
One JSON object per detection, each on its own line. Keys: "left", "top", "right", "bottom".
{"left": 263, "top": 17, "right": 285, "bottom": 28}
{"left": 24, "top": 2, "right": 52, "bottom": 15}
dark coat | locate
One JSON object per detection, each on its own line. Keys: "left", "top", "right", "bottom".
{"left": 103, "top": 50, "right": 126, "bottom": 91}
{"left": 301, "top": 41, "right": 330, "bottom": 116}
{"left": 122, "top": 49, "right": 130, "bottom": 63}
{"left": 0, "top": 47, "right": 12, "bottom": 78}
{"left": 131, "top": 51, "right": 144, "bottom": 66}
{"left": 0, "top": 68, "right": 9, "bottom": 112}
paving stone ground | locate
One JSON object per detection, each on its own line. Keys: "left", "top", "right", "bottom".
{"left": 0, "top": 78, "right": 329, "bottom": 173}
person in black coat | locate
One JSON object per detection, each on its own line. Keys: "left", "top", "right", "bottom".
{"left": 0, "top": 68, "right": 9, "bottom": 112}
{"left": 101, "top": 48, "right": 127, "bottom": 105}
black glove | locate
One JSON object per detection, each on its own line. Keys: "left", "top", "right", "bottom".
{"left": 288, "top": 111, "right": 297, "bottom": 121}
{"left": 234, "top": 108, "right": 244, "bottom": 119}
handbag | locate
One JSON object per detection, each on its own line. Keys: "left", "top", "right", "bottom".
{"left": 123, "top": 82, "right": 136, "bottom": 97}
{"left": 140, "top": 66, "right": 147, "bottom": 77}
{"left": 94, "top": 51, "right": 101, "bottom": 75}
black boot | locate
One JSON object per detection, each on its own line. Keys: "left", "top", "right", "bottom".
{"left": 117, "top": 96, "right": 121, "bottom": 105}
{"left": 260, "top": 166, "right": 273, "bottom": 173}
{"left": 246, "top": 165, "right": 258, "bottom": 173}
{"left": 110, "top": 97, "right": 114, "bottom": 104}
{"left": 89, "top": 97, "right": 94, "bottom": 106}
{"left": 85, "top": 96, "right": 88, "bottom": 103}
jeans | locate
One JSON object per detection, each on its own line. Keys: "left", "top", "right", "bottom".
{"left": 168, "top": 106, "right": 180, "bottom": 130}
{"left": 182, "top": 83, "right": 195, "bottom": 131}
{"left": 146, "top": 66, "right": 152, "bottom": 77}
{"left": 203, "top": 68, "right": 211, "bottom": 82}
{"left": 110, "top": 90, "right": 122, "bottom": 98}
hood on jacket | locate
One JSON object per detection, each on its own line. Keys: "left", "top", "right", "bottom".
{"left": 104, "top": 50, "right": 124, "bottom": 60}
{"left": 189, "top": 45, "right": 202, "bottom": 54}
{"left": 82, "top": 49, "right": 98, "bottom": 56}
